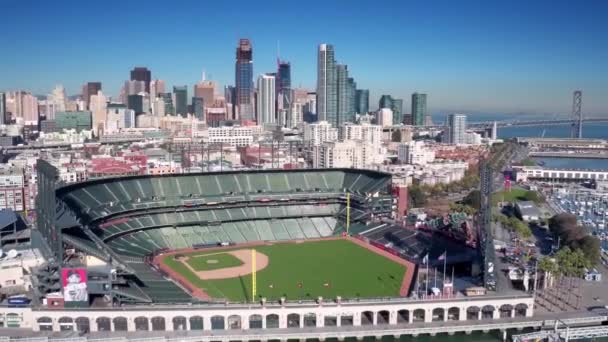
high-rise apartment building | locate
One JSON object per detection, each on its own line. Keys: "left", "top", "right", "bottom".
{"left": 411, "top": 92, "right": 427, "bottom": 126}
{"left": 446, "top": 113, "right": 467, "bottom": 145}
{"left": 256, "top": 74, "right": 276, "bottom": 125}
{"left": 355, "top": 89, "right": 369, "bottom": 114}
{"left": 130, "top": 67, "right": 152, "bottom": 93}
{"left": 82, "top": 82, "right": 102, "bottom": 109}
{"left": 194, "top": 80, "right": 215, "bottom": 110}
{"left": 317, "top": 44, "right": 337, "bottom": 125}
{"left": 303, "top": 121, "right": 338, "bottom": 146}
{"left": 89, "top": 91, "right": 107, "bottom": 136}
{"left": 124, "top": 80, "right": 146, "bottom": 96}
{"left": 173, "top": 86, "right": 188, "bottom": 117}
{"left": 150, "top": 79, "right": 165, "bottom": 99}
{"left": 235, "top": 39, "right": 254, "bottom": 121}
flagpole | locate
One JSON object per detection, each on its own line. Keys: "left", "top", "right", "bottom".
{"left": 434, "top": 267, "right": 437, "bottom": 289}
{"left": 443, "top": 250, "right": 447, "bottom": 286}
{"left": 425, "top": 256, "right": 429, "bottom": 297}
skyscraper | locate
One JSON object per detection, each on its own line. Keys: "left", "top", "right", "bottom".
{"left": 160, "top": 93, "right": 174, "bottom": 116}
{"left": 194, "top": 80, "right": 215, "bottom": 109}
{"left": 256, "top": 74, "right": 276, "bottom": 125}
{"left": 446, "top": 113, "right": 467, "bottom": 144}
{"left": 130, "top": 67, "right": 152, "bottom": 93}
{"left": 82, "top": 82, "right": 102, "bottom": 109}
{"left": 317, "top": 44, "right": 337, "bottom": 125}
{"left": 235, "top": 39, "right": 254, "bottom": 121}
{"left": 173, "top": 86, "right": 188, "bottom": 117}
{"left": 355, "top": 89, "right": 369, "bottom": 114}
{"left": 150, "top": 79, "right": 165, "bottom": 99}
{"left": 192, "top": 97, "right": 204, "bottom": 121}
{"left": 0, "top": 92, "right": 5, "bottom": 125}
{"left": 411, "top": 93, "right": 427, "bottom": 126}
{"left": 336, "top": 64, "right": 349, "bottom": 127}
{"left": 347, "top": 78, "right": 356, "bottom": 122}
{"left": 89, "top": 91, "right": 107, "bottom": 136}
{"left": 277, "top": 61, "right": 291, "bottom": 116}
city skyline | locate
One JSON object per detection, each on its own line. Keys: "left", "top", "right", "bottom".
{"left": 1, "top": 0, "right": 607, "bottom": 115}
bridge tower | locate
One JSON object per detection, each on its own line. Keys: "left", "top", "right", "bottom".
{"left": 570, "top": 90, "right": 583, "bottom": 138}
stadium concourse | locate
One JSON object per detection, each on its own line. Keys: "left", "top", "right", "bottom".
{"left": 35, "top": 163, "right": 395, "bottom": 305}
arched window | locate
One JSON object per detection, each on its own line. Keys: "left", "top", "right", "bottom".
{"left": 397, "top": 310, "right": 409, "bottom": 323}
{"left": 75, "top": 317, "right": 90, "bottom": 333}
{"left": 134, "top": 316, "right": 149, "bottom": 331}
{"left": 377, "top": 310, "right": 390, "bottom": 324}
{"left": 361, "top": 311, "right": 374, "bottom": 325}
{"left": 432, "top": 308, "right": 445, "bottom": 322}
{"left": 227, "top": 315, "right": 241, "bottom": 330}
{"left": 189, "top": 316, "right": 204, "bottom": 330}
{"left": 413, "top": 309, "right": 425, "bottom": 323}
{"left": 249, "top": 314, "right": 263, "bottom": 329}
{"left": 499, "top": 304, "right": 514, "bottom": 318}
{"left": 481, "top": 305, "right": 495, "bottom": 320}
{"left": 37, "top": 317, "right": 53, "bottom": 332}
{"left": 173, "top": 316, "right": 187, "bottom": 331}
{"left": 211, "top": 315, "right": 225, "bottom": 330}
{"left": 113, "top": 317, "right": 127, "bottom": 331}
{"left": 58, "top": 317, "right": 74, "bottom": 331}
{"left": 151, "top": 316, "right": 165, "bottom": 331}
{"left": 447, "top": 307, "right": 460, "bottom": 321}
{"left": 287, "top": 313, "right": 300, "bottom": 328}
{"left": 266, "top": 314, "right": 279, "bottom": 329}
{"left": 467, "top": 306, "right": 480, "bottom": 320}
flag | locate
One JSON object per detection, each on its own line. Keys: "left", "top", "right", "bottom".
{"left": 422, "top": 253, "right": 429, "bottom": 264}
{"left": 438, "top": 252, "right": 446, "bottom": 261}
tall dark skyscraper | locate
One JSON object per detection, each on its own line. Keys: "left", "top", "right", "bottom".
{"left": 317, "top": 44, "right": 337, "bottom": 125}
{"left": 82, "top": 82, "right": 102, "bottom": 110}
{"left": 277, "top": 61, "right": 291, "bottom": 117}
{"left": 130, "top": 67, "right": 152, "bottom": 93}
{"left": 160, "top": 92, "right": 174, "bottom": 116}
{"left": 336, "top": 64, "right": 349, "bottom": 127}
{"left": 173, "top": 86, "right": 188, "bottom": 117}
{"left": 193, "top": 97, "right": 204, "bottom": 121}
{"left": 0, "top": 92, "right": 6, "bottom": 125}
{"left": 411, "top": 92, "right": 427, "bottom": 126}
{"left": 235, "top": 39, "right": 254, "bottom": 121}
{"left": 355, "top": 89, "right": 369, "bottom": 114}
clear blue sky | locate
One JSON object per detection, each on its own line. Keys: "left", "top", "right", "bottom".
{"left": 2, "top": 0, "right": 607, "bottom": 115}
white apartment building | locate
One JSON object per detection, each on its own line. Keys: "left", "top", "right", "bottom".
{"left": 302, "top": 121, "right": 338, "bottom": 146}
{"left": 312, "top": 140, "right": 375, "bottom": 169}
{"left": 206, "top": 125, "right": 263, "bottom": 147}
{"left": 256, "top": 74, "right": 276, "bottom": 125}
{"left": 398, "top": 141, "right": 435, "bottom": 165}
{"left": 339, "top": 123, "right": 383, "bottom": 145}
{"left": 376, "top": 108, "right": 393, "bottom": 127}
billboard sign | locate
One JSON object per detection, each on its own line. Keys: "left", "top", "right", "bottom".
{"left": 61, "top": 268, "right": 88, "bottom": 304}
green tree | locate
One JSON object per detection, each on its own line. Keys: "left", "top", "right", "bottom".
{"left": 573, "top": 235, "right": 601, "bottom": 266}
{"left": 463, "top": 190, "right": 481, "bottom": 210}
{"left": 408, "top": 185, "right": 427, "bottom": 207}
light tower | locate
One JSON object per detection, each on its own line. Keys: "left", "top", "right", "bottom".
{"left": 570, "top": 90, "right": 583, "bottom": 138}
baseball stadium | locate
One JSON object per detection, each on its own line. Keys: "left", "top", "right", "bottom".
{"left": 0, "top": 162, "right": 534, "bottom": 337}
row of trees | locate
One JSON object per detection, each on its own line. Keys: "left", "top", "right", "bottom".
{"left": 408, "top": 167, "right": 480, "bottom": 208}
{"left": 493, "top": 213, "right": 532, "bottom": 238}
{"left": 538, "top": 247, "right": 590, "bottom": 281}
{"left": 548, "top": 213, "right": 601, "bottom": 266}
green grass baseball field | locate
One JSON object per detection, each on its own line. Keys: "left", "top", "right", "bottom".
{"left": 161, "top": 239, "right": 407, "bottom": 301}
